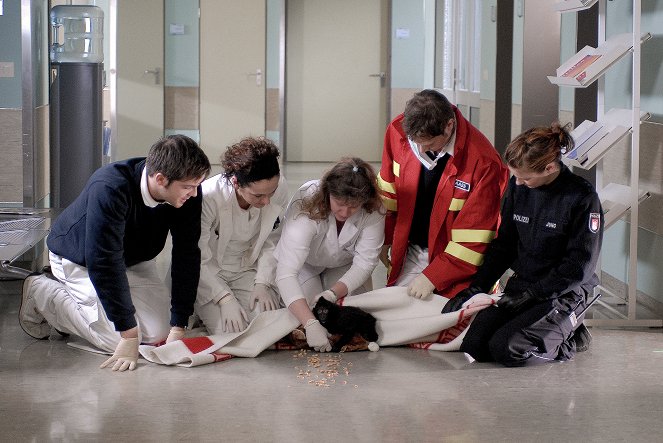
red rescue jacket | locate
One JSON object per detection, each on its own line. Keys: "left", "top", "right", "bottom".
{"left": 378, "top": 107, "right": 509, "bottom": 297}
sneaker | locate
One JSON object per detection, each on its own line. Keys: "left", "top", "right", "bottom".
{"left": 18, "top": 273, "right": 51, "bottom": 339}
{"left": 571, "top": 323, "right": 592, "bottom": 352}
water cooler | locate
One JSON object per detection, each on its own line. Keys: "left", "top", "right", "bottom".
{"left": 49, "top": 5, "right": 104, "bottom": 208}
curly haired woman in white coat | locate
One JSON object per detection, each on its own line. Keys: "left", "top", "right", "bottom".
{"left": 196, "top": 137, "right": 288, "bottom": 334}
{"left": 275, "top": 158, "right": 385, "bottom": 352}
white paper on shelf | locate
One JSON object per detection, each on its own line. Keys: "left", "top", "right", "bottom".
{"left": 573, "top": 126, "right": 610, "bottom": 165}
{"left": 568, "top": 120, "right": 603, "bottom": 159}
{"left": 564, "top": 108, "right": 635, "bottom": 170}
{"left": 548, "top": 33, "right": 633, "bottom": 88}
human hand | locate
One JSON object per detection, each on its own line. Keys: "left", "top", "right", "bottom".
{"left": 219, "top": 294, "right": 249, "bottom": 333}
{"left": 166, "top": 326, "right": 185, "bottom": 343}
{"left": 407, "top": 273, "right": 436, "bottom": 299}
{"left": 379, "top": 245, "right": 391, "bottom": 268}
{"left": 497, "top": 289, "right": 536, "bottom": 313}
{"left": 304, "top": 319, "right": 332, "bottom": 352}
{"left": 100, "top": 337, "right": 139, "bottom": 371}
{"left": 249, "top": 283, "right": 281, "bottom": 312}
{"left": 441, "top": 285, "right": 484, "bottom": 314}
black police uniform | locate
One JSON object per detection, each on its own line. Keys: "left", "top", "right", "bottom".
{"left": 460, "top": 164, "right": 603, "bottom": 366}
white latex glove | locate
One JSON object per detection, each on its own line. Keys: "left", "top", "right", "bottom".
{"left": 407, "top": 273, "right": 436, "bottom": 299}
{"left": 166, "top": 326, "right": 185, "bottom": 343}
{"left": 249, "top": 283, "right": 281, "bottom": 312}
{"left": 100, "top": 337, "right": 139, "bottom": 371}
{"left": 219, "top": 294, "right": 249, "bottom": 333}
{"left": 315, "top": 289, "right": 337, "bottom": 304}
{"left": 304, "top": 319, "right": 332, "bottom": 352}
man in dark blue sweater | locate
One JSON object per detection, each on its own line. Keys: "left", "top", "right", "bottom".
{"left": 20, "top": 135, "right": 211, "bottom": 371}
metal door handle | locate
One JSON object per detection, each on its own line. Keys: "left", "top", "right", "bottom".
{"left": 369, "top": 72, "right": 386, "bottom": 79}
{"left": 247, "top": 68, "right": 262, "bottom": 86}
{"left": 143, "top": 67, "right": 161, "bottom": 85}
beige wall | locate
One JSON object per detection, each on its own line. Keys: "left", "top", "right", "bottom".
{"left": 0, "top": 109, "right": 23, "bottom": 203}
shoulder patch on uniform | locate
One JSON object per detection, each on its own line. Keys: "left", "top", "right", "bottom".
{"left": 454, "top": 179, "right": 470, "bottom": 192}
{"left": 589, "top": 213, "right": 600, "bottom": 233}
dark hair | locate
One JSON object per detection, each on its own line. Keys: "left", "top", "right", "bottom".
{"left": 146, "top": 134, "right": 211, "bottom": 182}
{"left": 221, "top": 137, "right": 280, "bottom": 187}
{"left": 504, "top": 122, "right": 574, "bottom": 173}
{"left": 300, "top": 157, "right": 383, "bottom": 221}
{"left": 402, "top": 89, "right": 455, "bottom": 139}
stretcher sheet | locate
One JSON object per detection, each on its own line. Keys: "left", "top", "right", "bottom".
{"left": 140, "top": 286, "right": 498, "bottom": 367}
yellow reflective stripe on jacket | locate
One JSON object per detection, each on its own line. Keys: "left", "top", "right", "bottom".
{"left": 449, "top": 198, "right": 465, "bottom": 211}
{"left": 444, "top": 241, "right": 484, "bottom": 266}
{"left": 451, "top": 229, "right": 496, "bottom": 244}
{"left": 377, "top": 174, "right": 396, "bottom": 194}
{"left": 393, "top": 161, "right": 400, "bottom": 177}
{"left": 380, "top": 195, "right": 397, "bottom": 211}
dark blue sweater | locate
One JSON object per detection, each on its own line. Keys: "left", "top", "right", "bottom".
{"left": 47, "top": 158, "right": 202, "bottom": 331}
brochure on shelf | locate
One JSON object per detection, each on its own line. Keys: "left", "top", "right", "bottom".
{"left": 561, "top": 54, "right": 602, "bottom": 79}
{"left": 547, "top": 33, "right": 633, "bottom": 87}
{"left": 563, "top": 108, "right": 633, "bottom": 170}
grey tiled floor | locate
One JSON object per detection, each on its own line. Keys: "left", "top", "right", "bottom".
{"left": 3, "top": 275, "right": 663, "bottom": 442}
{"left": 2, "top": 162, "right": 663, "bottom": 442}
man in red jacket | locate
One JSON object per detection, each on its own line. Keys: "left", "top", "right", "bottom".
{"left": 378, "top": 90, "right": 508, "bottom": 300}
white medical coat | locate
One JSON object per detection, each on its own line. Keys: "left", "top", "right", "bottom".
{"left": 275, "top": 180, "right": 385, "bottom": 307}
{"left": 197, "top": 174, "right": 289, "bottom": 305}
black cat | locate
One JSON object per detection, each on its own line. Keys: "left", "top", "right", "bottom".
{"left": 312, "top": 296, "right": 379, "bottom": 352}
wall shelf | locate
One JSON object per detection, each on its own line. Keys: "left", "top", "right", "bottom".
{"left": 547, "top": 33, "right": 633, "bottom": 88}
{"left": 551, "top": 0, "right": 660, "bottom": 327}
{"left": 598, "top": 183, "right": 650, "bottom": 229}
{"left": 564, "top": 108, "right": 650, "bottom": 170}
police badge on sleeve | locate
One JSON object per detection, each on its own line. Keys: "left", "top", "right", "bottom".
{"left": 589, "top": 213, "right": 600, "bottom": 233}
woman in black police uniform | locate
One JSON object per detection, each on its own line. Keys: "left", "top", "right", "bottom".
{"left": 442, "top": 122, "right": 603, "bottom": 366}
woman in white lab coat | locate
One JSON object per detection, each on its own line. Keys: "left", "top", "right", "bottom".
{"left": 195, "top": 137, "right": 289, "bottom": 334}
{"left": 274, "top": 158, "right": 385, "bottom": 352}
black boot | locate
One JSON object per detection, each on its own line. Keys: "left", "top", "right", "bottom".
{"left": 571, "top": 323, "right": 592, "bottom": 352}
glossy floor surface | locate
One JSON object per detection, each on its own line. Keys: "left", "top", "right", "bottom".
{"left": 2, "top": 163, "right": 663, "bottom": 442}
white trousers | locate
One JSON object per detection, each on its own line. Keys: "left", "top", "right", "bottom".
{"left": 194, "top": 268, "right": 282, "bottom": 335}
{"left": 299, "top": 262, "right": 373, "bottom": 308}
{"left": 394, "top": 244, "right": 429, "bottom": 287}
{"left": 35, "top": 252, "right": 171, "bottom": 352}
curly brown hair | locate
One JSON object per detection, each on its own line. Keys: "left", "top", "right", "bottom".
{"left": 299, "top": 157, "right": 384, "bottom": 221}
{"left": 504, "top": 122, "right": 574, "bottom": 173}
{"left": 221, "top": 137, "right": 280, "bottom": 186}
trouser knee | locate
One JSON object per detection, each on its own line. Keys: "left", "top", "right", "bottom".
{"left": 460, "top": 330, "right": 493, "bottom": 363}
{"left": 488, "top": 332, "right": 531, "bottom": 367}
